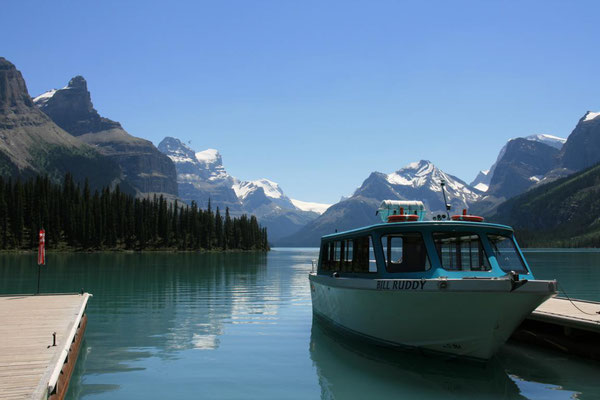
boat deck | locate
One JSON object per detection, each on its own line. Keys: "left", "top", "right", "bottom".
{"left": 0, "top": 293, "right": 90, "bottom": 400}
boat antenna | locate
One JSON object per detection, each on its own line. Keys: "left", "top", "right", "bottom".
{"left": 440, "top": 180, "right": 451, "bottom": 219}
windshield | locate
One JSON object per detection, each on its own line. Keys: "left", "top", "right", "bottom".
{"left": 433, "top": 232, "right": 491, "bottom": 271}
{"left": 486, "top": 234, "right": 529, "bottom": 274}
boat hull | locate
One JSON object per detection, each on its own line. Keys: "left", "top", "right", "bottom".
{"left": 309, "top": 274, "right": 555, "bottom": 360}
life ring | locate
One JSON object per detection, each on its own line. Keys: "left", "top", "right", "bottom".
{"left": 388, "top": 214, "right": 419, "bottom": 222}
{"left": 451, "top": 214, "right": 484, "bottom": 222}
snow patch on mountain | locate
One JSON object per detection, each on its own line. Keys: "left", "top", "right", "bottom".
{"left": 529, "top": 175, "right": 543, "bottom": 182}
{"left": 583, "top": 111, "right": 600, "bottom": 122}
{"left": 386, "top": 161, "right": 436, "bottom": 188}
{"left": 32, "top": 89, "right": 58, "bottom": 106}
{"left": 290, "top": 199, "right": 331, "bottom": 214}
{"left": 232, "top": 179, "right": 284, "bottom": 200}
{"left": 195, "top": 149, "right": 219, "bottom": 163}
{"left": 474, "top": 182, "right": 489, "bottom": 192}
{"left": 526, "top": 134, "right": 567, "bottom": 149}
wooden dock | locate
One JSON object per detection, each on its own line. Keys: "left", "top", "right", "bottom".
{"left": 513, "top": 297, "right": 600, "bottom": 360}
{"left": 0, "top": 293, "right": 91, "bottom": 400}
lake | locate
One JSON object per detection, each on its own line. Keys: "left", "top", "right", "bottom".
{"left": 0, "top": 248, "right": 599, "bottom": 399}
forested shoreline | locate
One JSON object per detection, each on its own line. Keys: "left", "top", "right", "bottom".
{"left": 0, "top": 174, "right": 269, "bottom": 252}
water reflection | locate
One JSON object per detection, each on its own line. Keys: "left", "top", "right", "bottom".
{"left": 310, "top": 310, "right": 600, "bottom": 399}
{"left": 500, "top": 343, "right": 599, "bottom": 400}
{"left": 0, "top": 249, "right": 599, "bottom": 400}
{"left": 310, "top": 317, "right": 524, "bottom": 400}
{"left": 0, "top": 252, "right": 291, "bottom": 398}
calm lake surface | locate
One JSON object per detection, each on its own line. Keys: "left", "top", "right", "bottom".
{"left": 0, "top": 248, "right": 599, "bottom": 400}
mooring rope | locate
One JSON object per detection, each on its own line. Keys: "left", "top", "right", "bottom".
{"left": 557, "top": 282, "right": 600, "bottom": 317}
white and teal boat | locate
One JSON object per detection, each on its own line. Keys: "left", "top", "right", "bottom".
{"left": 309, "top": 200, "right": 557, "bottom": 361}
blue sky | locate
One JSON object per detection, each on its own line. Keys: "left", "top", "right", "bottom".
{"left": 3, "top": 0, "right": 600, "bottom": 203}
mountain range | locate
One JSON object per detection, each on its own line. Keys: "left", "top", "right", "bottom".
{"left": 3, "top": 55, "right": 600, "bottom": 248}
{"left": 278, "top": 160, "right": 482, "bottom": 246}
{"left": 157, "top": 137, "right": 330, "bottom": 242}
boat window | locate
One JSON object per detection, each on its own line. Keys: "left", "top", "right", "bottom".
{"left": 320, "top": 236, "right": 375, "bottom": 273}
{"left": 487, "top": 234, "right": 528, "bottom": 274}
{"left": 433, "top": 232, "right": 491, "bottom": 271}
{"left": 320, "top": 241, "right": 340, "bottom": 271}
{"left": 381, "top": 233, "right": 430, "bottom": 272}
{"left": 351, "top": 236, "right": 377, "bottom": 273}
{"left": 341, "top": 239, "right": 353, "bottom": 272}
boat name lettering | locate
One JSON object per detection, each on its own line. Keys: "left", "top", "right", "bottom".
{"left": 376, "top": 280, "right": 426, "bottom": 290}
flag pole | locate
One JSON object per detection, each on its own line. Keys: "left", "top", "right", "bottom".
{"left": 36, "top": 264, "right": 41, "bottom": 294}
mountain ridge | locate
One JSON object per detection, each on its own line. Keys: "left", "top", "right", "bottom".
{"left": 0, "top": 57, "right": 124, "bottom": 190}
{"left": 158, "top": 137, "right": 329, "bottom": 242}
{"left": 279, "top": 160, "right": 482, "bottom": 246}
{"left": 34, "top": 75, "right": 178, "bottom": 197}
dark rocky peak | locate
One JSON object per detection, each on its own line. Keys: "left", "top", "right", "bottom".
{"left": 486, "top": 138, "right": 559, "bottom": 199}
{"left": 0, "top": 57, "right": 34, "bottom": 111}
{"left": 34, "top": 75, "right": 120, "bottom": 136}
{"left": 67, "top": 75, "right": 87, "bottom": 90}
{"left": 559, "top": 111, "right": 600, "bottom": 171}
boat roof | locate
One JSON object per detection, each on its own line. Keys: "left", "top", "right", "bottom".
{"left": 321, "top": 221, "right": 514, "bottom": 240}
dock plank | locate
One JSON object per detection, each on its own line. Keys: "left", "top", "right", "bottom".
{"left": 0, "top": 294, "right": 89, "bottom": 400}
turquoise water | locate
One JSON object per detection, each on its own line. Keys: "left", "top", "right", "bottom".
{"left": 0, "top": 248, "right": 598, "bottom": 399}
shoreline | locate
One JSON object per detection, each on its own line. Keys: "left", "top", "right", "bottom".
{"left": 0, "top": 248, "right": 270, "bottom": 254}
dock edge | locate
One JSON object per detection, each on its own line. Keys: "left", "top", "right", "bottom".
{"left": 31, "top": 293, "right": 91, "bottom": 400}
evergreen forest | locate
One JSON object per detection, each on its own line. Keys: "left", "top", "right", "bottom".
{"left": 0, "top": 174, "right": 269, "bottom": 251}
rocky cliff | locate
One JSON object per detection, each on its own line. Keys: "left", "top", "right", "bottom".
{"left": 0, "top": 57, "right": 123, "bottom": 189}
{"left": 35, "top": 77, "right": 177, "bottom": 197}
{"left": 559, "top": 111, "right": 600, "bottom": 172}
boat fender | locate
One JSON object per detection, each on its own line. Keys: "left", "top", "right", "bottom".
{"left": 332, "top": 272, "right": 340, "bottom": 278}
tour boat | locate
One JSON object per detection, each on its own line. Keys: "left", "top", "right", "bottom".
{"left": 308, "top": 199, "right": 557, "bottom": 361}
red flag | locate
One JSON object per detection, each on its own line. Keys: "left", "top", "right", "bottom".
{"left": 38, "top": 229, "right": 45, "bottom": 265}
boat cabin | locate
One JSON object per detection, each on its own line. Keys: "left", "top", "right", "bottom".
{"left": 317, "top": 221, "right": 534, "bottom": 280}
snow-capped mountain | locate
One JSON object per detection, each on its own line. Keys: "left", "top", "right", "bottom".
{"left": 158, "top": 137, "right": 330, "bottom": 242}
{"left": 470, "top": 134, "right": 567, "bottom": 193}
{"left": 355, "top": 160, "right": 481, "bottom": 213}
{"left": 157, "top": 137, "right": 241, "bottom": 211}
{"left": 233, "top": 179, "right": 296, "bottom": 211}
{"left": 279, "top": 160, "right": 481, "bottom": 246}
